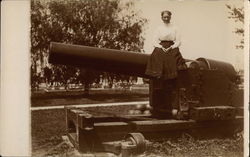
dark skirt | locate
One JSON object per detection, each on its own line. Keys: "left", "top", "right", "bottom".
{"left": 145, "top": 41, "right": 187, "bottom": 80}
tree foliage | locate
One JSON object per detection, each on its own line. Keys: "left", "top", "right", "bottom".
{"left": 31, "top": 0, "right": 147, "bottom": 90}
{"left": 226, "top": 4, "right": 244, "bottom": 49}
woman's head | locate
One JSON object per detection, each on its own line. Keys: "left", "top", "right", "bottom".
{"left": 161, "top": 10, "right": 172, "bottom": 24}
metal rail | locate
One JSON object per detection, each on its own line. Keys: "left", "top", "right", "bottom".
{"left": 30, "top": 101, "right": 149, "bottom": 111}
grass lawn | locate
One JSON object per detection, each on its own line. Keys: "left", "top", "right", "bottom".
{"left": 32, "top": 109, "right": 65, "bottom": 156}
{"left": 31, "top": 88, "right": 149, "bottom": 107}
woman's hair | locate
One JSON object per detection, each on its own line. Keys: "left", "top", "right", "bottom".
{"left": 161, "top": 10, "right": 172, "bottom": 17}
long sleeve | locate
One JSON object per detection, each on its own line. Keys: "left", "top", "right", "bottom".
{"left": 171, "top": 28, "right": 181, "bottom": 49}
{"left": 172, "top": 31, "right": 181, "bottom": 48}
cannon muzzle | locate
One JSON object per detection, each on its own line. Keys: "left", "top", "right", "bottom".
{"left": 49, "top": 42, "right": 150, "bottom": 77}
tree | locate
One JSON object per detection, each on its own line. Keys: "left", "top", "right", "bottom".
{"left": 226, "top": 4, "right": 244, "bottom": 49}
{"left": 31, "top": 0, "right": 147, "bottom": 90}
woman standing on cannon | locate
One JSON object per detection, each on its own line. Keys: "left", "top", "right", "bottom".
{"left": 145, "top": 10, "right": 187, "bottom": 118}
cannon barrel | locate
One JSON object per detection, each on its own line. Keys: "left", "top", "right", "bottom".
{"left": 49, "top": 42, "right": 237, "bottom": 81}
{"left": 49, "top": 42, "right": 150, "bottom": 77}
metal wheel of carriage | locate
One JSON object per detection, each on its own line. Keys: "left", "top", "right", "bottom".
{"left": 124, "top": 132, "right": 147, "bottom": 154}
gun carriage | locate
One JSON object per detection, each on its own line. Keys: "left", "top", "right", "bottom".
{"left": 49, "top": 42, "right": 243, "bottom": 156}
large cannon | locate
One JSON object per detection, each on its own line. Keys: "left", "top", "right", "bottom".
{"left": 49, "top": 42, "right": 242, "bottom": 118}
{"left": 49, "top": 42, "right": 237, "bottom": 81}
{"left": 49, "top": 42, "right": 243, "bottom": 155}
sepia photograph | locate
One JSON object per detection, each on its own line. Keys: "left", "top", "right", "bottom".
{"left": 1, "top": 0, "right": 249, "bottom": 156}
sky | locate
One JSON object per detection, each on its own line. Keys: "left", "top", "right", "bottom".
{"left": 133, "top": 0, "right": 244, "bottom": 70}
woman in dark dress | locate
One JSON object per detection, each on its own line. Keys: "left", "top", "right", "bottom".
{"left": 145, "top": 10, "right": 187, "bottom": 118}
